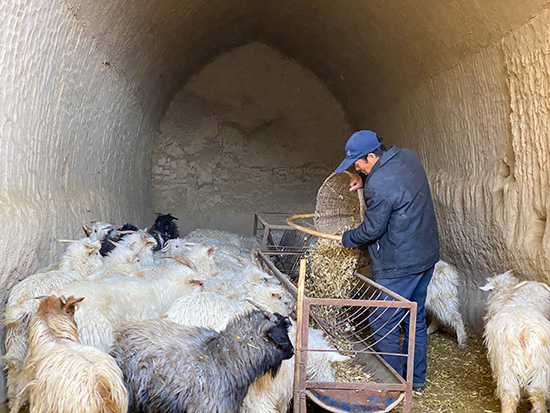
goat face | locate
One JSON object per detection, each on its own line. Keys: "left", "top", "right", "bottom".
{"left": 264, "top": 313, "right": 294, "bottom": 360}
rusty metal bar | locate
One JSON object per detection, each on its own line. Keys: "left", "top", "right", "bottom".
{"left": 305, "top": 382, "right": 407, "bottom": 391}
{"left": 293, "top": 259, "right": 308, "bottom": 413}
{"left": 404, "top": 301, "right": 416, "bottom": 413}
{"left": 307, "top": 297, "right": 415, "bottom": 308}
{"left": 258, "top": 250, "right": 298, "bottom": 299}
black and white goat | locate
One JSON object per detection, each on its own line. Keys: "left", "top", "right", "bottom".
{"left": 111, "top": 309, "right": 293, "bottom": 413}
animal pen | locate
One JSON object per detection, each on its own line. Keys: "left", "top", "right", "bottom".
{"left": 253, "top": 211, "right": 416, "bottom": 413}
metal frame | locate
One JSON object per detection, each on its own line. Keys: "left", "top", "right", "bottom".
{"left": 254, "top": 213, "right": 416, "bottom": 413}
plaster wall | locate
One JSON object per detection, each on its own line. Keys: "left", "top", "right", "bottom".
{"left": 0, "top": 0, "right": 156, "bottom": 399}
{"left": 370, "top": 10, "right": 550, "bottom": 330}
{"left": 152, "top": 43, "right": 351, "bottom": 235}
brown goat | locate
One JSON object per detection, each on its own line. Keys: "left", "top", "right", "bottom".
{"left": 10, "top": 295, "right": 128, "bottom": 413}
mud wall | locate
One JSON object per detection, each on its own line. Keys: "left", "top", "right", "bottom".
{"left": 152, "top": 43, "right": 351, "bottom": 235}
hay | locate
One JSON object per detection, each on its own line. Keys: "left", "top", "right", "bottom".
{"left": 302, "top": 238, "right": 375, "bottom": 384}
{"left": 304, "top": 238, "right": 358, "bottom": 299}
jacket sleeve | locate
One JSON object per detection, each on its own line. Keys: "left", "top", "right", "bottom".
{"left": 342, "top": 187, "right": 392, "bottom": 247}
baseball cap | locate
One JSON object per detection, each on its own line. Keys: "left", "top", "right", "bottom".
{"left": 334, "top": 130, "right": 381, "bottom": 174}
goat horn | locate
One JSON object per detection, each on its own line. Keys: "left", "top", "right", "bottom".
{"left": 132, "top": 243, "right": 148, "bottom": 257}
{"left": 542, "top": 283, "right": 550, "bottom": 293}
{"left": 513, "top": 281, "right": 528, "bottom": 289}
{"left": 33, "top": 295, "right": 49, "bottom": 300}
{"left": 109, "top": 240, "right": 122, "bottom": 248}
{"left": 56, "top": 239, "right": 78, "bottom": 243}
{"left": 115, "top": 230, "right": 139, "bottom": 235}
{"left": 245, "top": 299, "right": 276, "bottom": 321}
{"left": 169, "top": 256, "right": 198, "bottom": 272}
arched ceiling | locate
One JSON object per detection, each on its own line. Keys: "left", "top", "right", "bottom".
{"left": 66, "top": 0, "right": 548, "bottom": 126}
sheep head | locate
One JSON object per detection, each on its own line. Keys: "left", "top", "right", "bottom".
{"left": 263, "top": 312, "right": 294, "bottom": 358}
{"left": 480, "top": 270, "right": 519, "bottom": 292}
{"left": 34, "top": 295, "right": 84, "bottom": 318}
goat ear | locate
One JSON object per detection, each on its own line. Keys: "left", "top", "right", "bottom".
{"left": 479, "top": 281, "right": 493, "bottom": 291}
{"left": 63, "top": 296, "right": 84, "bottom": 314}
{"left": 82, "top": 224, "right": 92, "bottom": 236}
{"left": 207, "top": 245, "right": 215, "bottom": 256}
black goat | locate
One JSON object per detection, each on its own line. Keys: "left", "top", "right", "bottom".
{"left": 99, "top": 223, "right": 139, "bottom": 256}
{"left": 149, "top": 213, "right": 180, "bottom": 251}
{"left": 111, "top": 310, "right": 293, "bottom": 413}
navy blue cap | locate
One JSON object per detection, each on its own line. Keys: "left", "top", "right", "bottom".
{"left": 334, "top": 130, "right": 381, "bottom": 174}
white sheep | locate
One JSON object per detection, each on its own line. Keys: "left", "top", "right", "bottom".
{"left": 82, "top": 220, "right": 116, "bottom": 242}
{"left": 480, "top": 270, "right": 550, "bottom": 413}
{"left": 241, "top": 323, "right": 349, "bottom": 413}
{"left": 157, "top": 239, "right": 219, "bottom": 276}
{"left": 426, "top": 260, "right": 468, "bottom": 348}
{"left": 184, "top": 228, "right": 260, "bottom": 251}
{"left": 8, "top": 295, "right": 128, "bottom": 413}
{"left": 51, "top": 262, "right": 204, "bottom": 352}
{"left": 86, "top": 230, "right": 157, "bottom": 280}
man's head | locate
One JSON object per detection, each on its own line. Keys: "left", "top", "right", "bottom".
{"left": 335, "top": 130, "right": 382, "bottom": 174}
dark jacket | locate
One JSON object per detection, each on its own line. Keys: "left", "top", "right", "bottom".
{"left": 342, "top": 146, "right": 440, "bottom": 279}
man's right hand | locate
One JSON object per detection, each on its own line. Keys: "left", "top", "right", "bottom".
{"left": 349, "top": 173, "right": 363, "bottom": 191}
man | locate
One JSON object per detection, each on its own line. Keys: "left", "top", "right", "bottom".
{"left": 335, "top": 130, "right": 440, "bottom": 390}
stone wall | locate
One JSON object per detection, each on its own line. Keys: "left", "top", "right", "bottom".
{"left": 152, "top": 43, "right": 351, "bottom": 236}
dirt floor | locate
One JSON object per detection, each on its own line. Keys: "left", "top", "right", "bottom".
{"left": 307, "top": 325, "right": 533, "bottom": 413}
{"left": 387, "top": 326, "right": 531, "bottom": 413}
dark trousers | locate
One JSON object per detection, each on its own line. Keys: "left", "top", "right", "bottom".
{"left": 368, "top": 266, "right": 434, "bottom": 385}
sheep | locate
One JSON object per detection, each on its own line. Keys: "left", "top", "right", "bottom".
{"left": 157, "top": 239, "right": 219, "bottom": 276}
{"left": 51, "top": 262, "right": 205, "bottom": 352}
{"left": 82, "top": 220, "right": 116, "bottom": 242}
{"left": 99, "top": 223, "right": 140, "bottom": 256}
{"left": 202, "top": 266, "right": 284, "bottom": 303}
{"left": 161, "top": 291, "right": 248, "bottom": 330}
{"left": 480, "top": 270, "right": 550, "bottom": 413}
{"left": 86, "top": 230, "right": 157, "bottom": 280}
{"left": 3, "top": 238, "right": 103, "bottom": 403}
{"left": 185, "top": 228, "right": 260, "bottom": 251}
{"left": 162, "top": 285, "right": 291, "bottom": 331}
{"left": 425, "top": 260, "right": 468, "bottom": 348}
{"left": 149, "top": 213, "right": 180, "bottom": 250}
{"left": 9, "top": 295, "right": 128, "bottom": 413}
{"left": 111, "top": 309, "right": 294, "bottom": 413}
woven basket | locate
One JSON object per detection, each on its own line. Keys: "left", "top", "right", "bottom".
{"left": 314, "top": 171, "right": 366, "bottom": 235}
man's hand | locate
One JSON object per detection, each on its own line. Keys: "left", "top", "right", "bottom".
{"left": 349, "top": 173, "right": 363, "bottom": 192}
{"left": 336, "top": 235, "right": 343, "bottom": 245}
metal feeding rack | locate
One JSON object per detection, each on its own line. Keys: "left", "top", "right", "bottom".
{"left": 253, "top": 212, "right": 416, "bottom": 413}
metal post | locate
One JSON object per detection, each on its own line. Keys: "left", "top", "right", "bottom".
{"left": 403, "top": 301, "right": 416, "bottom": 413}
{"left": 293, "top": 259, "right": 308, "bottom": 413}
